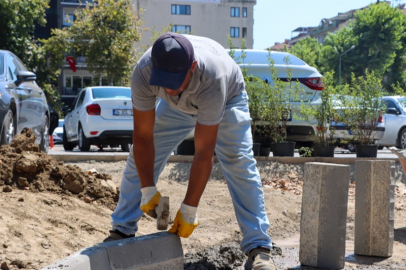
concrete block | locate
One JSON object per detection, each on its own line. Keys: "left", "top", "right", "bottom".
{"left": 41, "top": 232, "right": 183, "bottom": 270}
{"left": 354, "top": 160, "right": 395, "bottom": 257}
{"left": 41, "top": 246, "right": 111, "bottom": 270}
{"left": 100, "top": 231, "right": 184, "bottom": 270}
{"left": 299, "top": 162, "right": 350, "bottom": 269}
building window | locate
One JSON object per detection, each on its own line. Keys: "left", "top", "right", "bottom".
{"left": 243, "top": 7, "right": 247, "bottom": 17}
{"left": 242, "top": 27, "right": 247, "bottom": 38}
{"left": 172, "top": 25, "right": 191, "bottom": 34}
{"left": 230, "top": 27, "right": 239, "bottom": 38}
{"left": 63, "top": 13, "right": 75, "bottom": 26}
{"left": 172, "top": 5, "right": 191, "bottom": 15}
{"left": 231, "top": 7, "right": 240, "bottom": 17}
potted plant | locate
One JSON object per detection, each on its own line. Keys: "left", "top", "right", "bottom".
{"left": 230, "top": 42, "right": 271, "bottom": 156}
{"left": 339, "top": 70, "right": 385, "bottom": 158}
{"left": 262, "top": 53, "right": 299, "bottom": 157}
{"left": 245, "top": 75, "right": 269, "bottom": 156}
{"left": 297, "top": 72, "right": 338, "bottom": 157}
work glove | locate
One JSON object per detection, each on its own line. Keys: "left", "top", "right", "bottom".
{"left": 168, "top": 202, "right": 198, "bottom": 238}
{"left": 140, "top": 186, "right": 161, "bottom": 217}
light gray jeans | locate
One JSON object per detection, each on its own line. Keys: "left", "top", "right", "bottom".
{"left": 111, "top": 90, "right": 272, "bottom": 253}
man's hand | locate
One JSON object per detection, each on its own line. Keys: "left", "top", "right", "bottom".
{"left": 140, "top": 186, "right": 161, "bottom": 216}
{"left": 168, "top": 203, "right": 198, "bottom": 238}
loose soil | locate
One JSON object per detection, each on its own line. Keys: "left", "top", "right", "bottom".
{"left": 0, "top": 129, "right": 405, "bottom": 270}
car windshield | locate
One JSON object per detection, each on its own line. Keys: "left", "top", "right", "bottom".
{"left": 0, "top": 53, "right": 4, "bottom": 75}
{"left": 58, "top": 120, "right": 64, "bottom": 127}
{"left": 91, "top": 87, "right": 131, "bottom": 99}
{"left": 397, "top": 97, "right": 406, "bottom": 111}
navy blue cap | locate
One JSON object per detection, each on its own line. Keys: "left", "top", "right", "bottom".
{"left": 149, "top": 33, "right": 194, "bottom": 90}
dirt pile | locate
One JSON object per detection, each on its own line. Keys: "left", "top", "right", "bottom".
{"left": 0, "top": 128, "right": 119, "bottom": 210}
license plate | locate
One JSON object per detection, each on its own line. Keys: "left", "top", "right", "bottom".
{"left": 113, "top": 109, "right": 133, "bottom": 116}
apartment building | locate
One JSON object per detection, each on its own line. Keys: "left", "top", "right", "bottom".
{"left": 35, "top": 0, "right": 256, "bottom": 99}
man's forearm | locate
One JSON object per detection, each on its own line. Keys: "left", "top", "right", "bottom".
{"left": 183, "top": 153, "right": 214, "bottom": 207}
{"left": 133, "top": 136, "right": 155, "bottom": 188}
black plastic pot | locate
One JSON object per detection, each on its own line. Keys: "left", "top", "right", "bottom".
{"left": 259, "top": 146, "right": 271, "bottom": 156}
{"left": 356, "top": 144, "right": 378, "bottom": 158}
{"left": 314, "top": 145, "right": 335, "bottom": 157}
{"left": 271, "top": 141, "right": 296, "bottom": 157}
{"left": 253, "top": 143, "right": 261, "bottom": 157}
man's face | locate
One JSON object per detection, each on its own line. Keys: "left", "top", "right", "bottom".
{"left": 164, "top": 61, "right": 197, "bottom": 96}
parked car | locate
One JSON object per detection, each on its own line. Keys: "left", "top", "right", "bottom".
{"left": 63, "top": 86, "right": 133, "bottom": 151}
{"left": 52, "top": 119, "right": 64, "bottom": 144}
{"left": 377, "top": 96, "right": 406, "bottom": 149}
{"left": 0, "top": 49, "right": 51, "bottom": 152}
{"left": 176, "top": 50, "right": 385, "bottom": 155}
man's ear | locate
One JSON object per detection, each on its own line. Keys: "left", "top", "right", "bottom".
{"left": 191, "top": 61, "right": 198, "bottom": 72}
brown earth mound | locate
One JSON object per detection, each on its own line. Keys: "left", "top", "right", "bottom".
{"left": 0, "top": 128, "right": 119, "bottom": 210}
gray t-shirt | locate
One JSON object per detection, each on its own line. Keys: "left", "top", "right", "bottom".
{"left": 131, "top": 34, "right": 245, "bottom": 125}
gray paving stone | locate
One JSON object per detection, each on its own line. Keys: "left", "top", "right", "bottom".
{"left": 299, "top": 162, "right": 350, "bottom": 269}
{"left": 354, "top": 160, "right": 395, "bottom": 257}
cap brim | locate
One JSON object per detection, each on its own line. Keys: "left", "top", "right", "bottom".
{"left": 149, "top": 66, "right": 188, "bottom": 90}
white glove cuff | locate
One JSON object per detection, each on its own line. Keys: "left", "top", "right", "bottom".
{"left": 181, "top": 202, "right": 198, "bottom": 224}
{"left": 140, "top": 186, "right": 158, "bottom": 205}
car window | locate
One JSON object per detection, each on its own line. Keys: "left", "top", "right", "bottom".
{"left": 0, "top": 53, "right": 4, "bottom": 75}
{"left": 384, "top": 100, "right": 397, "bottom": 110}
{"left": 75, "top": 90, "right": 86, "bottom": 108}
{"left": 91, "top": 87, "right": 131, "bottom": 99}
{"left": 15, "top": 56, "right": 28, "bottom": 71}
{"left": 397, "top": 97, "right": 406, "bottom": 111}
{"left": 7, "top": 54, "right": 20, "bottom": 81}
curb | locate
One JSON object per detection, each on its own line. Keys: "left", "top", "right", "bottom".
{"left": 49, "top": 153, "right": 400, "bottom": 164}
{"left": 41, "top": 232, "right": 183, "bottom": 270}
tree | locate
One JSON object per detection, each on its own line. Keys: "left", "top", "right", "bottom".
{"left": 0, "top": 0, "right": 48, "bottom": 61}
{"left": 66, "top": 0, "right": 142, "bottom": 86}
{"left": 288, "top": 37, "right": 323, "bottom": 71}
{"left": 322, "top": 2, "right": 406, "bottom": 86}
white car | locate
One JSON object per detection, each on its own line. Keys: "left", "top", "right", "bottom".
{"left": 63, "top": 86, "right": 133, "bottom": 152}
{"left": 377, "top": 96, "right": 406, "bottom": 149}
{"left": 177, "top": 49, "right": 325, "bottom": 154}
{"left": 52, "top": 119, "right": 64, "bottom": 144}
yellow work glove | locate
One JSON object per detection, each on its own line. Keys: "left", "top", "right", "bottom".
{"left": 168, "top": 202, "right": 198, "bottom": 238}
{"left": 140, "top": 186, "right": 161, "bottom": 216}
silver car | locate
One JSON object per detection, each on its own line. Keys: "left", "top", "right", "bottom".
{"left": 377, "top": 96, "right": 406, "bottom": 149}
{"left": 0, "top": 50, "right": 51, "bottom": 152}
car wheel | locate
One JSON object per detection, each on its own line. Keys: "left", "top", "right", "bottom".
{"left": 399, "top": 128, "right": 406, "bottom": 149}
{"left": 0, "top": 110, "right": 15, "bottom": 146}
{"left": 39, "top": 116, "right": 50, "bottom": 153}
{"left": 63, "top": 126, "right": 75, "bottom": 151}
{"left": 121, "top": 144, "right": 131, "bottom": 152}
{"left": 78, "top": 125, "right": 91, "bottom": 151}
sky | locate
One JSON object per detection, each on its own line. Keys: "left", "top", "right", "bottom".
{"left": 253, "top": 0, "right": 399, "bottom": 50}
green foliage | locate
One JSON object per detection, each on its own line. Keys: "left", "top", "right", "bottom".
{"left": 297, "top": 72, "right": 339, "bottom": 146}
{"left": 288, "top": 37, "right": 323, "bottom": 70}
{"left": 64, "top": 0, "right": 141, "bottom": 86}
{"left": 262, "top": 54, "right": 300, "bottom": 143}
{"left": 322, "top": 2, "right": 406, "bottom": 88}
{"left": 298, "top": 147, "right": 314, "bottom": 157}
{"left": 0, "top": 0, "right": 48, "bottom": 61}
{"left": 339, "top": 70, "right": 386, "bottom": 145}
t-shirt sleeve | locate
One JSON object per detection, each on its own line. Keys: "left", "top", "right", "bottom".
{"left": 131, "top": 65, "right": 156, "bottom": 111}
{"left": 195, "top": 76, "right": 227, "bottom": 126}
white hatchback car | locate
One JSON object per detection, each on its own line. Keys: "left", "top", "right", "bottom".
{"left": 63, "top": 86, "right": 133, "bottom": 151}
